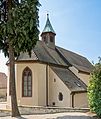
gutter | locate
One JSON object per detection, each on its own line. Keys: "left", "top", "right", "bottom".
{"left": 46, "top": 65, "right": 48, "bottom": 106}
{"left": 71, "top": 93, "right": 75, "bottom": 108}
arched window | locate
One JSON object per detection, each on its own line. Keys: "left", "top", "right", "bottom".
{"left": 22, "top": 67, "right": 32, "bottom": 97}
{"left": 58, "top": 92, "right": 63, "bottom": 101}
{"left": 50, "top": 36, "right": 54, "bottom": 42}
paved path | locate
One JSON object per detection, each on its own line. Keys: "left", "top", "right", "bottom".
{"left": 0, "top": 102, "right": 97, "bottom": 119}
{"left": 0, "top": 112, "right": 97, "bottom": 119}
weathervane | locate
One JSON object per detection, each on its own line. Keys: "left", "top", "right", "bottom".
{"left": 46, "top": 10, "right": 49, "bottom": 17}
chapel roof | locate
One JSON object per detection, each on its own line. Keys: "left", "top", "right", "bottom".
{"left": 18, "top": 40, "right": 68, "bottom": 66}
{"left": 18, "top": 40, "right": 93, "bottom": 73}
{"left": 56, "top": 46, "right": 93, "bottom": 73}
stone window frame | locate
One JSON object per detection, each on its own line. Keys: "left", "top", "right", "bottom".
{"left": 22, "top": 67, "right": 32, "bottom": 97}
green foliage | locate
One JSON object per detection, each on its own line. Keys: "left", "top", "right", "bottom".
{"left": 88, "top": 59, "right": 101, "bottom": 117}
{"left": 0, "top": 0, "right": 40, "bottom": 57}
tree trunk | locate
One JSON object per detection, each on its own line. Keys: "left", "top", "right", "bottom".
{"left": 9, "top": 44, "right": 21, "bottom": 117}
{"left": 8, "top": 0, "right": 21, "bottom": 117}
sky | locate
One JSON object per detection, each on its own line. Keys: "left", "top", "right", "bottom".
{"left": 0, "top": 0, "right": 101, "bottom": 75}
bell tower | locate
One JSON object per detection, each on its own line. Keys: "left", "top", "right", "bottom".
{"left": 41, "top": 14, "right": 56, "bottom": 49}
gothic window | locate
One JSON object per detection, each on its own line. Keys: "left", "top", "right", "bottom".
{"left": 43, "top": 36, "right": 46, "bottom": 41}
{"left": 58, "top": 92, "right": 63, "bottom": 101}
{"left": 50, "top": 36, "right": 54, "bottom": 42}
{"left": 22, "top": 67, "right": 32, "bottom": 97}
{"left": 43, "top": 36, "right": 48, "bottom": 44}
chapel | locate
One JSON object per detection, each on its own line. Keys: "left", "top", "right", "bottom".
{"left": 7, "top": 14, "right": 93, "bottom": 108}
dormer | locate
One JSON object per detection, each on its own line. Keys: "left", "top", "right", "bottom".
{"left": 41, "top": 14, "right": 56, "bottom": 49}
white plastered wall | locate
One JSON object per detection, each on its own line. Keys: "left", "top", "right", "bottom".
{"left": 48, "top": 67, "right": 71, "bottom": 107}
{"left": 74, "top": 92, "right": 88, "bottom": 108}
{"left": 7, "top": 62, "right": 46, "bottom": 108}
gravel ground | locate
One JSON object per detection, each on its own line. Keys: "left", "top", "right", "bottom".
{"left": 0, "top": 112, "right": 98, "bottom": 119}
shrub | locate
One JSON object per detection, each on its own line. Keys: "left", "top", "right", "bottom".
{"left": 88, "top": 61, "right": 101, "bottom": 117}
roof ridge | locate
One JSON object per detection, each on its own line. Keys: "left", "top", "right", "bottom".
{"left": 56, "top": 46, "right": 73, "bottom": 65}
{"left": 32, "top": 51, "right": 39, "bottom": 60}
{"left": 41, "top": 43, "right": 58, "bottom": 63}
{"left": 55, "top": 47, "right": 71, "bottom": 66}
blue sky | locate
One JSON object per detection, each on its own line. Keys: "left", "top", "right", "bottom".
{"left": 39, "top": 0, "right": 101, "bottom": 62}
{"left": 0, "top": 0, "right": 101, "bottom": 74}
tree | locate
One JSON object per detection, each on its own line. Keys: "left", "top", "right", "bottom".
{"left": 0, "top": 0, "right": 40, "bottom": 117}
{"left": 88, "top": 58, "right": 101, "bottom": 117}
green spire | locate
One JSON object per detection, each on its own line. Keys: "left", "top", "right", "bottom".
{"left": 42, "top": 14, "right": 56, "bottom": 34}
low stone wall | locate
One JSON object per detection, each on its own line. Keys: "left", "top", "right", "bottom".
{"left": 0, "top": 110, "right": 11, "bottom": 117}
{"left": 0, "top": 106, "right": 99, "bottom": 119}
{"left": 0, "top": 96, "right": 7, "bottom": 102}
{"left": 57, "top": 116, "right": 99, "bottom": 119}
{"left": 19, "top": 106, "right": 89, "bottom": 115}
